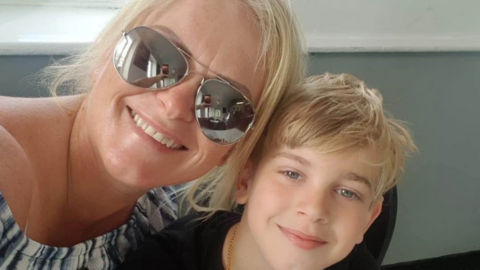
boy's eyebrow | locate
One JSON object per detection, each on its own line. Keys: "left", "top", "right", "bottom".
{"left": 345, "top": 172, "right": 372, "bottom": 189}
{"left": 274, "top": 152, "right": 311, "bottom": 167}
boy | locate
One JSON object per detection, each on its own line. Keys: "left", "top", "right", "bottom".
{"left": 118, "top": 73, "right": 417, "bottom": 270}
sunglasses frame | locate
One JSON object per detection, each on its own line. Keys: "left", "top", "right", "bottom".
{"left": 113, "top": 26, "right": 256, "bottom": 145}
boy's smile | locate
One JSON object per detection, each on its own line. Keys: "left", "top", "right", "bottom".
{"left": 233, "top": 146, "right": 384, "bottom": 270}
{"left": 278, "top": 225, "right": 328, "bottom": 250}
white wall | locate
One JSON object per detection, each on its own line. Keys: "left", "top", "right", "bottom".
{"left": 293, "top": 0, "right": 480, "bottom": 52}
{"left": 2, "top": 0, "right": 480, "bottom": 55}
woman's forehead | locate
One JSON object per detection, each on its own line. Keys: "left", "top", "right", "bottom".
{"left": 139, "top": 0, "right": 265, "bottom": 105}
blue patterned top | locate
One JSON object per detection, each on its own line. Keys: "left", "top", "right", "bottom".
{"left": 0, "top": 187, "right": 177, "bottom": 270}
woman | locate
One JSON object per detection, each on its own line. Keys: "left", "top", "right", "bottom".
{"left": 0, "top": 0, "right": 305, "bottom": 269}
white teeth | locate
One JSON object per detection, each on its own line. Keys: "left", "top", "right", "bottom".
{"left": 130, "top": 110, "right": 184, "bottom": 149}
{"left": 145, "top": 126, "right": 156, "bottom": 136}
{"left": 161, "top": 137, "right": 168, "bottom": 144}
{"left": 153, "top": 132, "right": 164, "bottom": 142}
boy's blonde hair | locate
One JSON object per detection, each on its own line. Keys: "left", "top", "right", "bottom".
{"left": 255, "top": 73, "right": 417, "bottom": 200}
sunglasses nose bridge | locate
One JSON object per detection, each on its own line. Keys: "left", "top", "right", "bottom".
{"left": 185, "top": 70, "right": 206, "bottom": 86}
{"left": 154, "top": 71, "right": 206, "bottom": 124}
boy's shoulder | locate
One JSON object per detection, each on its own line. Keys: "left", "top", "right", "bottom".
{"left": 119, "top": 211, "right": 240, "bottom": 270}
{"left": 165, "top": 210, "right": 241, "bottom": 232}
{"left": 156, "top": 210, "right": 241, "bottom": 245}
{"left": 327, "top": 242, "right": 381, "bottom": 270}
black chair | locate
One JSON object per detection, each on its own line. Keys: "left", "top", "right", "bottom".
{"left": 364, "top": 186, "right": 398, "bottom": 265}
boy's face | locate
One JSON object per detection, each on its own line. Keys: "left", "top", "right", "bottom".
{"left": 235, "top": 146, "right": 383, "bottom": 270}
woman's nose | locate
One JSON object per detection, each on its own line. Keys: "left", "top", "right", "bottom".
{"left": 156, "top": 73, "right": 203, "bottom": 123}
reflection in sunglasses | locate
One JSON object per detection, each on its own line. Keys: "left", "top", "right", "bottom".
{"left": 114, "top": 26, "right": 255, "bottom": 144}
{"left": 161, "top": 64, "right": 169, "bottom": 75}
{"left": 160, "top": 78, "right": 177, "bottom": 88}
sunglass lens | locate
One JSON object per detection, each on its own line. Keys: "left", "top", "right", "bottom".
{"left": 113, "top": 27, "right": 188, "bottom": 89}
{"left": 195, "top": 80, "right": 254, "bottom": 144}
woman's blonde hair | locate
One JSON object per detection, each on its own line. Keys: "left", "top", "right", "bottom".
{"left": 181, "top": 0, "right": 306, "bottom": 214}
{"left": 256, "top": 73, "right": 418, "bottom": 200}
{"left": 40, "top": 0, "right": 306, "bottom": 212}
{"left": 42, "top": 0, "right": 176, "bottom": 96}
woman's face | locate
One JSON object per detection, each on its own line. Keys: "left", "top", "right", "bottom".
{"left": 84, "top": 0, "right": 265, "bottom": 190}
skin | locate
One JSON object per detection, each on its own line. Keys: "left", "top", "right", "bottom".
{"left": 224, "top": 146, "right": 383, "bottom": 270}
{"left": 0, "top": 0, "right": 264, "bottom": 247}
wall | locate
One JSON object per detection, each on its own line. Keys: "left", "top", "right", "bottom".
{"left": 0, "top": 55, "right": 55, "bottom": 97}
{"left": 308, "top": 52, "right": 480, "bottom": 264}
{"left": 293, "top": 0, "right": 480, "bottom": 52}
{"left": 1, "top": 51, "right": 480, "bottom": 265}
{"left": 3, "top": 1, "right": 480, "bottom": 55}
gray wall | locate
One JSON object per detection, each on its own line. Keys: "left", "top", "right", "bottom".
{"left": 1, "top": 53, "right": 480, "bottom": 265}
{"left": 308, "top": 52, "right": 480, "bottom": 264}
{"left": 0, "top": 56, "right": 59, "bottom": 97}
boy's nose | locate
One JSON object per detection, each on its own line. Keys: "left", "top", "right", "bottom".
{"left": 296, "top": 189, "right": 331, "bottom": 223}
{"left": 156, "top": 73, "right": 203, "bottom": 123}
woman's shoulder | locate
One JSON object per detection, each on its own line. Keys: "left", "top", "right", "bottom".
{"left": 0, "top": 116, "right": 35, "bottom": 228}
{"left": 0, "top": 95, "right": 83, "bottom": 159}
{"left": 0, "top": 95, "right": 84, "bottom": 229}
{"left": 0, "top": 95, "right": 82, "bottom": 128}
{"left": 0, "top": 95, "right": 82, "bottom": 150}
{"left": 0, "top": 190, "right": 156, "bottom": 270}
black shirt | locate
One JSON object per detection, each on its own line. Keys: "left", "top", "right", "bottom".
{"left": 118, "top": 211, "right": 380, "bottom": 270}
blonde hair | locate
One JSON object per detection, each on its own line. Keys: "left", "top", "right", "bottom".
{"left": 255, "top": 73, "right": 418, "bottom": 200}
{"left": 182, "top": 0, "right": 306, "bottom": 214}
{"left": 41, "top": 0, "right": 177, "bottom": 96}
{"left": 40, "top": 0, "right": 305, "bottom": 97}
{"left": 39, "top": 1, "right": 306, "bottom": 212}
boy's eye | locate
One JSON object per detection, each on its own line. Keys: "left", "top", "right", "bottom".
{"left": 283, "top": 171, "right": 301, "bottom": 180}
{"left": 338, "top": 189, "right": 358, "bottom": 200}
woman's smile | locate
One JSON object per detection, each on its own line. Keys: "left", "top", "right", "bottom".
{"left": 129, "top": 108, "right": 187, "bottom": 150}
{"left": 127, "top": 106, "right": 189, "bottom": 153}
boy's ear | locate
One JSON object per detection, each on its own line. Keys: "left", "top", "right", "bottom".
{"left": 356, "top": 196, "right": 384, "bottom": 244}
{"left": 234, "top": 161, "right": 254, "bottom": 205}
